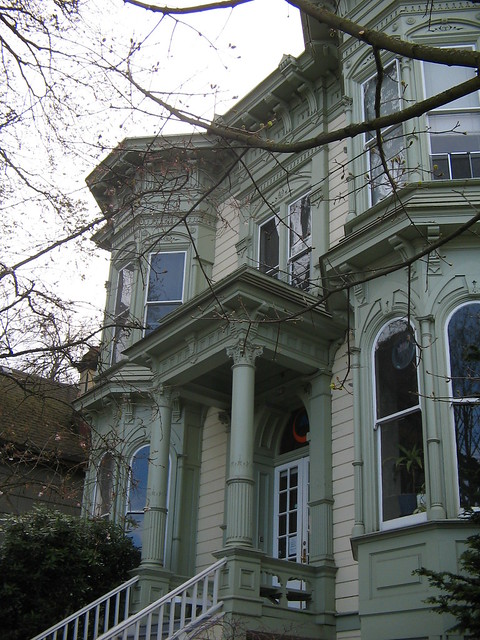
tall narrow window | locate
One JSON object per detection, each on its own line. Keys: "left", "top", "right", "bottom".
{"left": 112, "top": 263, "right": 134, "bottom": 364}
{"left": 447, "top": 303, "right": 480, "bottom": 510}
{"left": 126, "top": 445, "right": 150, "bottom": 548}
{"left": 363, "top": 61, "right": 405, "bottom": 205}
{"left": 288, "top": 195, "right": 311, "bottom": 290}
{"left": 145, "top": 252, "right": 186, "bottom": 335}
{"left": 259, "top": 215, "right": 280, "bottom": 277}
{"left": 374, "top": 319, "right": 425, "bottom": 525}
{"left": 424, "top": 50, "right": 480, "bottom": 180}
{"left": 94, "top": 452, "right": 115, "bottom": 518}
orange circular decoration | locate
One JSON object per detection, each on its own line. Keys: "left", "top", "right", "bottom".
{"left": 292, "top": 410, "right": 308, "bottom": 443}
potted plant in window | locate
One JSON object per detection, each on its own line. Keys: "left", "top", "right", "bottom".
{"left": 395, "top": 443, "right": 425, "bottom": 515}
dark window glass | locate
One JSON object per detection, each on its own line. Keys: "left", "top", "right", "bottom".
{"left": 448, "top": 303, "right": 480, "bottom": 510}
{"left": 259, "top": 217, "right": 279, "bottom": 277}
{"left": 288, "top": 195, "right": 312, "bottom": 290}
{"left": 375, "top": 320, "right": 418, "bottom": 419}
{"left": 145, "top": 252, "right": 185, "bottom": 334}
{"left": 94, "top": 452, "right": 115, "bottom": 518}
{"left": 126, "top": 445, "right": 149, "bottom": 547}
{"left": 112, "top": 263, "right": 134, "bottom": 364}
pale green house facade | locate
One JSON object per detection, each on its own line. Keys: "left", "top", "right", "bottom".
{"left": 76, "top": 1, "right": 480, "bottom": 638}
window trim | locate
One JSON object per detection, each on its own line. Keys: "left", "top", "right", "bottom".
{"left": 372, "top": 318, "right": 427, "bottom": 530}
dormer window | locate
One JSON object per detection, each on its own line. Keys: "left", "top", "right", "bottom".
{"left": 144, "top": 251, "right": 186, "bottom": 335}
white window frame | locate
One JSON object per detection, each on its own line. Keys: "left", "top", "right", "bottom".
{"left": 445, "top": 301, "right": 480, "bottom": 513}
{"left": 287, "top": 194, "right": 312, "bottom": 290}
{"left": 372, "top": 319, "right": 427, "bottom": 530}
{"left": 111, "top": 263, "right": 134, "bottom": 365}
{"left": 362, "top": 60, "right": 405, "bottom": 206}
{"left": 422, "top": 46, "right": 480, "bottom": 181}
{"left": 144, "top": 250, "right": 186, "bottom": 335}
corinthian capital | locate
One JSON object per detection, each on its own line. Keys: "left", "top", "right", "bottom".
{"left": 226, "top": 341, "right": 263, "bottom": 366}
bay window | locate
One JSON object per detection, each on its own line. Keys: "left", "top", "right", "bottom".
{"left": 111, "top": 263, "right": 134, "bottom": 364}
{"left": 145, "top": 251, "right": 186, "bottom": 335}
{"left": 447, "top": 303, "right": 480, "bottom": 510}
{"left": 363, "top": 61, "right": 405, "bottom": 205}
{"left": 374, "top": 319, "right": 425, "bottom": 526}
{"left": 423, "top": 50, "right": 480, "bottom": 180}
{"left": 259, "top": 215, "right": 280, "bottom": 277}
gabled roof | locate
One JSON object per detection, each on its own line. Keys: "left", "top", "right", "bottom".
{"left": 0, "top": 369, "right": 87, "bottom": 465}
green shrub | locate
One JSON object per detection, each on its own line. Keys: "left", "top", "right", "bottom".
{"left": 0, "top": 506, "right": 141, "bottom": 640}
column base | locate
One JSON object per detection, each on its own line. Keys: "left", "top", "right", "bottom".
{"left": 130, "top": 564, "right": 173, "bottom": 612}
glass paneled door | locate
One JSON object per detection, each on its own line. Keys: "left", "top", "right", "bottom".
{"left": 273, "top": 458, "right": 309, "bottom": 563}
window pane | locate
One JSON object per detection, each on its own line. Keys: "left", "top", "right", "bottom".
{"left": 145, "top": 302, "right": 181, "bottom": 334}
{"left": 126, "top": 513, "right": 144, "bottom": 549}
{"left": 429, "top": 113, "right": 480, "bottom": 154}
{"left": 375, "top": 320, "right": 419, "bottom": 419}
{"left": 368, "top": 126, "right": 406, "bottom": 205}
{"left": 290, "top": 252, "right": 311, "bottom": 290}
{"left": 259, "top": 217, "right": 279, "bottom": 276}
{"left": 115, "top": 264, "right": 134, "bottom": 316}
{"left": 147, "top": 252, "right": 185, "bottom": 302}
{"left": 94, "top": 452, "right": 114, "bottom": 518}
{"left": 453, "top": 403, "right": 480, "bottom": 510}
{"left": 380, "top": 411, "right": 425, "bottom": 521}
{"left": 424, "top": 59, "right": 479, "bottom": 110}
{"left": 289, "top": 195, "right": 311, "bottom": 258}
{"left": 448, "top": 303, "right": 480, "bottom": 398}
{"left": 363, "top": 61, "right": 400, "bottom": 122}
{"left": 128, "top": 446, "right": 149, "bottom": 512}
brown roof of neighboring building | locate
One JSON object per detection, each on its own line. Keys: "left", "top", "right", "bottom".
{"left": 0, "top": 368, "right": 88, "bottom": 465}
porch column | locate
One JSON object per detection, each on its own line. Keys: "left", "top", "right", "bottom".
{"left": 141, "top": 383, "right": 172, "bottom": 568}
{"left": 225, "top": 340, "right": 263, "bottom": 547}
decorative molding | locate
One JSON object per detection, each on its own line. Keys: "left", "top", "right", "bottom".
{"left": 226, "top": 341, "right": 263, "bottom": 367}
{"left": 426, "top": 226, "right": 442, "bottom": 276}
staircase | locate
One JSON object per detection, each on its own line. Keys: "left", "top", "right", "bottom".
{"left": 32, "top": 558, "right": 226, "bottom": 640}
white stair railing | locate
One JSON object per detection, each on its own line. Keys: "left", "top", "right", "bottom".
{"left": 31, "top": 575, "right": 139, "bottom": 640}
{"left": 96, "top": 557, "right": 226, "bottom": 640}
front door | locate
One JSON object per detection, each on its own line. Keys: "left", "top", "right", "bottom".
{"left": 273, "top": 457, "right": 309, "bottom": 563}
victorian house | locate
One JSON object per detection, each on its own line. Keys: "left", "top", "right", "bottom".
{"left": 45, "top": 1, "right": 480, "bottom": 639}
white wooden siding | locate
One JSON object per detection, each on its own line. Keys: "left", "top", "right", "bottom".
{"left": 331, "top": 339, "right": 359, "bottom": 615}
{"left": 328, "top": 113, "right": 350, "bottom": 249}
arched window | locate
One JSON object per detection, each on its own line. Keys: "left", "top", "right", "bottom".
{"left": 94, "top": 452, "right": 115, "bottom": 518}
{"left": 374, "top": 319, "right": 425, "bottom": 525}
{"left": 447, "top": 303, "right": 480, "bottom": 510}
{"left": 126, "top": 445, "right": 150, "bottom": 548}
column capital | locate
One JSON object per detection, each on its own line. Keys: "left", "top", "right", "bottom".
{"left": 227, "top": 341, "right": 263, "bottom": 366}
{"left": 150, "top": 378, "right": 173, "bottom": 405}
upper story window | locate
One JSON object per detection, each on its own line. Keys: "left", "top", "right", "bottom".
{"left": 363, "top": 61, "right": 404, "bottom": 205}
{"left": 259, "top": 215, "right": 280, "bottom": 278}
{"left": 423, "top": 49, "right": 480, "bottom": 180}
{"left": 288, "top": 195, "right": 311, "bottom": 290}
{"left": 112, "top": 263, "right": 134, "bottom": 364}
{"left": 258, "top": 194, "right": 312, "bottom": 290}
{"left": 94, "top": 452, "right": 115, "bottom": 518}
{"left": 447, "top": 303, "right": 480, "bottom": 511}
{"left": 374, "top": 319, "right": 426, "bottom": 527}
{"left": 145, "top": 251, "right": 186, "bottom": 335}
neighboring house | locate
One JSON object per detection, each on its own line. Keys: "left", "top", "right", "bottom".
{"left": 75, "top": 1, "right": 480, "bottom": 638}
{"left": 0, "top": 367, "right": 87, "bottom": 517}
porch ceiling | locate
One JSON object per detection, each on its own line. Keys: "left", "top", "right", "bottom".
{"left": 124, "top": 266, "right": 346, "bottom": 409}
